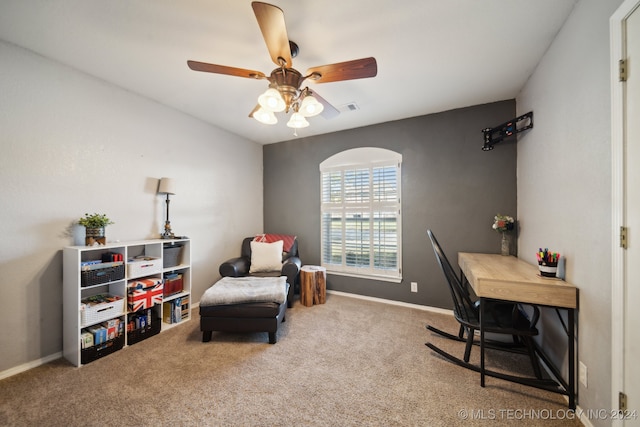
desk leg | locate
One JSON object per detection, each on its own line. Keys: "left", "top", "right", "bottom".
{"left": 480, "top": 297, "right": 486, "bottom": 387}
{"left": 568, "top": 308, "right": 576, "bottom": 409}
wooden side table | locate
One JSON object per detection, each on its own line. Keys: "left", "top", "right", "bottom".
{"left": 300, "top": 265, "right": 326, "bottom": 307}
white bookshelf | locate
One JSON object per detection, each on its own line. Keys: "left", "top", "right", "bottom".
{"left": 63, "top": 239, "right": 191, "bottom": 366}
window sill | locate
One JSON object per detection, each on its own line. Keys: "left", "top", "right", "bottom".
{"left": 324, "top": 269, "right": 402, "bottom": 284}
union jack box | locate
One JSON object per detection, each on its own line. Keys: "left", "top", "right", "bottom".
{"left": 127, "top": 277, "right": 163, "bottom": 312}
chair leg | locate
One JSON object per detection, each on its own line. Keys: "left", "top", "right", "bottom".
{"left": 426, "top": 342, "right": 560, "bottom": 390}
{"left": 268, "top": 332, "right": 277, "bottom": 344}
{"left": 523, "top": 336, "right": 543, "bottom": 379}
{"left": 458, "top": 324, "right": 465, "bottom": 339}
{"left": 426, "top": 325, "right": 466, "bottom": 342}
{"left": 463, "top": 327, "right": 475, "bottom": 362}
{"left": 202, "top": 331, "right": 212, "bottom": 342}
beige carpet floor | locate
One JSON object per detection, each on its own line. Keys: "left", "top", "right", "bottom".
{"left": 0, "top": 294, "right": 582, "bottom": 426}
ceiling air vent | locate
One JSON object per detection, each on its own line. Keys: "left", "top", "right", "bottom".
{"left": 339, "top": 102, "right": 360, "bottom": 112}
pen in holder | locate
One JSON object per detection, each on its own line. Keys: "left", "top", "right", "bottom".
{"left": 536, "top": 248, "right": 560, "bottom": 277}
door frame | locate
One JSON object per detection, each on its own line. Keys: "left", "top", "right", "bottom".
{"left": 611, "top": 0, "right": 640, "bottom": 423}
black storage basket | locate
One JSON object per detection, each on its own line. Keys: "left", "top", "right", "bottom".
{"left": 127, "top": 316, "right": 161, "bottom": 345}
{"left": 81, "top": 263, "right": 125, "bottom": 287}
{"left": 80, "top": 334, "right": 124, "bottom": 365}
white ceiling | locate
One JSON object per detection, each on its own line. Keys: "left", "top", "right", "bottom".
{"left": 0, "top": 0, "right": 578, "bottom": 145}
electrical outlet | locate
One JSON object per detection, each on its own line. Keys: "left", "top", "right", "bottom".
{"left": 579, "top": 361, "right": 588, "bottom": 387}
{"left": 411, "top": 282, "right": 418, "bottom": 292}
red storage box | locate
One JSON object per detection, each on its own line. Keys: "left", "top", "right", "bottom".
{"left": 127, "top": 277, "right": 163, "bottom": 312}
{"left": 163, "top": 273, "right": 183, "bottom": 296}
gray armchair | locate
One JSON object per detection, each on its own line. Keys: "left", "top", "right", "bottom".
{"left": 219, "top": 237, "right": 301, "bottom": 307}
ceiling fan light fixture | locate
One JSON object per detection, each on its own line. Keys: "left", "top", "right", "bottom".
{"left": 286, "top": 112, "right": 309, "bottom": 129}
{"left": 258, "top": 87, "right": 286, "bottom": 112}
{"left": 252, "top": 107, "right": 278, "bottom": 125}
{"left": 187, "top": 3, "right": 378, "bottom": 132}
{"left": 299, "top": 94, "right": 324, "bottom": 117}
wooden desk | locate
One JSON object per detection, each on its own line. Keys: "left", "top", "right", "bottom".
{"left": 458, "top": 252, "right": 578, "bottom": 408}
{"left": 459, "top": 253, "right": 577, "bottom": 309}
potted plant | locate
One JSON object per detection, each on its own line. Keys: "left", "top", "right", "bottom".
{"left": 78, "top": 213, "right": 114, "bottom": 246}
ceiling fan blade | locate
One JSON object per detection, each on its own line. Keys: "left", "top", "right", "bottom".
{"left": 252, "top": 2, "right": 292, "bottom": 68}
{"left": 306, "top": 57, "right": 377, "bottom": 84}
{"left": 310, "top": 90, "right": 340, "bottom": 119}
{"left": 187, "top": 60, "right": 266, "bottom": 80}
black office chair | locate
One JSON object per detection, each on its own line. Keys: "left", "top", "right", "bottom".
{"left": 425, "top": 229, "right": 543, "bottom": 379}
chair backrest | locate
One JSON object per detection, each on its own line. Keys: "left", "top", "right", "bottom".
{"left": 427, "top": 230, "right": 478, "bottom": 325}
{"left": 241, "top": 236, "right": 299, "bottom": 260}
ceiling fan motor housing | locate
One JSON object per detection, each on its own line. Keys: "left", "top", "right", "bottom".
{"left": 270, "top": 68, "right": 304, "bottom": 111}
{"left": 187, "top": 2, "right": 376, "bottom": 121}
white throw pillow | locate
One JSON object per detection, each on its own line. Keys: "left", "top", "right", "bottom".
{"left": 249, "top": 240, "right": 284, "bottom": 273}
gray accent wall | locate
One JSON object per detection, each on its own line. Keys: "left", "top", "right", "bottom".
{"left": 264, "top": 100, "right": 517, "bottom": 309}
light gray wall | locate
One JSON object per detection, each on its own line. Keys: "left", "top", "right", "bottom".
{"left": 0, "top": 41, "right": 263, "bottom": 374}
{"left": 264, "top": 100, "right": 517, "bottom": 308}
{"left": 516, "top": 0, "right": 621, "bottom": 421}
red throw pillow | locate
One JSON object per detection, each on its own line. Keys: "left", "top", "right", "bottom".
{"left": 254, "top": 233, "right": 296, "bottom": 253}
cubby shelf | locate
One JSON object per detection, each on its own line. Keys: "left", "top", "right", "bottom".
{"left": 63, "top": 239, "right": 191, "bottom": 366}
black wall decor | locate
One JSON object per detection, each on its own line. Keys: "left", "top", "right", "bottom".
{"left": 482, "top": 111, "right": 533, "bottom": 151}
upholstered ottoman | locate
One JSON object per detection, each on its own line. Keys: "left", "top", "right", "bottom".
{"left": 199, "top": 276, "right": 288, "bottom": 344}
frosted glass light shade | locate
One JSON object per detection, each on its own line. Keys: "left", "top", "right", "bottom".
{"left": 258, "top": 88, "right": 286, "bottom": 112}
{"left": 158, "top": 177, "right": 176, "bottom": 195}
{"left": 252, "top": 107, "right": 277, "bottom": 125}
{"left": 287, "top": 112, "right": 309, "bottom": 128}
{"left": 299, "top": 95, "right": 324, "bottom": 117}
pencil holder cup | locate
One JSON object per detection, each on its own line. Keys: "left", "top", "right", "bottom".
{"left": 538, "top": 262, "right": 558, "bottom": 277}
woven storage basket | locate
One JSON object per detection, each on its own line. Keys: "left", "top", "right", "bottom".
{"left": 80, "top": 334, "right": 124, "bottom": 365}
{"left": 81, "top": 263, "right": 125, "bottom": 287}
{"left": 127, "top": 316, "right": 161, "bottom": 345}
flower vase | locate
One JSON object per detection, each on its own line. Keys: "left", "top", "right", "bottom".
{"left": 501, "top": 232, "right": 510, "bottom": 256}
{"left": 85, "top": 227, "right": 106, "bottom": 246}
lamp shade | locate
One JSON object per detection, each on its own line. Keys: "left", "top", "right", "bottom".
{"left": 299, "top": 94, "right": 324, "bottom": 117}
{"left": 258, "top": 88, "right": 286, "bottom": 112}
{"left": 158, "top": 178, "right": 176, "bottom": 195}
{"left": 252, "top": 107, "right": 277, "bottom": 125}
{"left": 287, "top": 112, "right": 309, "bottom": 129}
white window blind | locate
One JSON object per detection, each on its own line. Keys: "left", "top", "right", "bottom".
{"left": 320, "top": 149, "right": 402, "bottom": 282}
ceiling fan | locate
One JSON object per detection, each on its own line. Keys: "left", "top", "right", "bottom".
{"left": 187, "top": 1, "right": 377, "bottom": 129}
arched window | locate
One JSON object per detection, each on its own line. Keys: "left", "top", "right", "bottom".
{"left": 320, "top": 147, "right": 402, "bottom": 282}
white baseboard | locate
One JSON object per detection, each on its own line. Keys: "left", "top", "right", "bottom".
{"left": 576, "top": 404, "right": 594, "bottom": 427}
{"left": 326, "top": 290, "right": 454, "bottom": 316}
{"left": 1, "top": 303, "right": 204, "bottom": 381}
{"left": 0, "top": 352, "right": 62, "bottom": 381}
{"left": 1, "top": 293, "right": 440, "bottom": 381}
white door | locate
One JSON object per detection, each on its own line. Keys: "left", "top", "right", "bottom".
{"left": 624, "top": 4, "right": 640, "bottom": 423}
{"left": 613, "top": 1, "right": 640, "bottom": 425}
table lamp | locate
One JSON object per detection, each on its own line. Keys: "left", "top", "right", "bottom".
{"left": 158, "top": 177, "right": 176, "bottom": 239}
